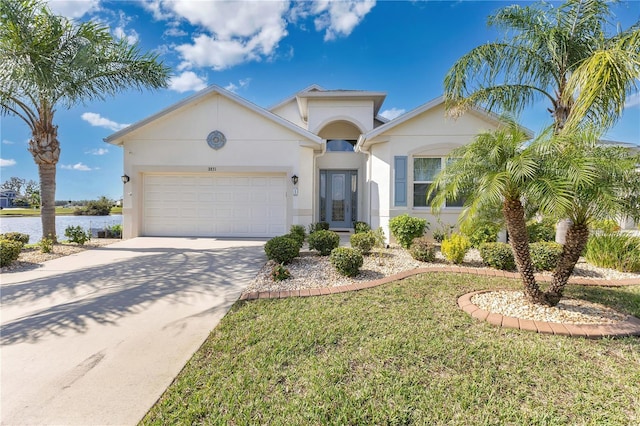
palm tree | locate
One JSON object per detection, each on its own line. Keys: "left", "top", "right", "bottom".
{"left": 429, "top": 121, "right": 573, "bottom": 305}
{"left": 0, "top": 0, "right": 170, "bottom": 240}
{"left": 444, "top": 0, "right": 639, "bottom": 132}
{"left": 536, "top": 130, "right": 640, "bottom": 304}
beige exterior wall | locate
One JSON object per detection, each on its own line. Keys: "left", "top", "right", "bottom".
{"left": 307, "top": 99, "right": 373, "bottom": 134}
{"left": 119, "top": 93, "right": 319, "bottom": 238}
{"left": 270, "top": 99, "right": 307, "bottom": 129}
{"left": 368, "top": 104, "right": 501, "bottom": 241}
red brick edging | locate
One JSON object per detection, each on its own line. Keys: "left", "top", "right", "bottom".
{"left": 458, "top": 290, "right": 640, "bottom": 339}
{"left": 239, "top": 266, "right": 639, "bottom": 301}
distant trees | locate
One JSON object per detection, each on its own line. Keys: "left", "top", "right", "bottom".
{"left": 73, "top": 196, "right": 114, "bottom": 216}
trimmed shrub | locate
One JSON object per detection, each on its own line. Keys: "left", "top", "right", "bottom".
{"left": 590, "top": 219, "right": 621, "bottom": 234}
{"left": 527, "top": 219, "right": 556, "bottom": 243}
{"left": 530, "top": 242, "right": 563, "bottom": 271}
{"left": 350, "top": 231, "right": 377, "bottom": 255}
{"left": 38, "top": 235, "right": 54, "bottom": 253}
{"left": 308, "top": 230, "right": 340, "bottom": 256}
{"left": 585, "top": 233, "right": 640, "bottom": 272}
{"left": 353, "top": 221, "right": 371, "bottom": 234}
{"left": 108, "top": 224, "right": 122, "bottom": 238}
{"left": 64, "top": 225, "right": 91, "bottom": 245}
{"left": 284, "top": 232, "right": 304, "bottom": 250}
{"left": 464, "top": 223, "right": 500, "bottom": 248}
{"left": 271, "top": 263, "right": 291, "bottom": 281}
{"left": 0, "top": 239, "right": 23, "bottom": 267}
{"left": 479, "top": 242, "right": 515, "bottom": 271}
{"left": 289, "top": 225, "right": 306, "bottom": 243}
{"left": 389, "top": 214, "right": 428, "bottom": 249}
{"left": 330, "top": 247, "right": 363, "bottom": 277}
{"left": 264, "top": 235, "right": 300, "bottom": 264}
{"left": 308, "top": 222, "right": 330, "bottom": 234}
{"left": 441, "top": 233, "right": 471, "bottom": 264}
{"left": 409, "top": 237, "right": 436, "bottom": 262}
{"left": 1, "top": 232, "right": 29, "bottom": 245}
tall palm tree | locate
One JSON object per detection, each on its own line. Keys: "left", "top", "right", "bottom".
{"left": 429, "top": 121, "right": 574, "bottom": 305}
{"left": 536, "top": 130, "right": 640, "bottom": 304}
{"left": 0, "top": 0, "right": 170, "bottom": 240}
{"left": 444, "top": 0, "right": 639, "bottom": 132}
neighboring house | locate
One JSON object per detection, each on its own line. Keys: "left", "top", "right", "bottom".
{"left": 0, "top": 190, "right": 18, "bottom": 208}
{"left": 104, "top": 85, "right": 519, "bottom": 240}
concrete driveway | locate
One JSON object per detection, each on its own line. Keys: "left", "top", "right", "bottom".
{"left": 0, "top": 237, "right": 267, "bottom": 425}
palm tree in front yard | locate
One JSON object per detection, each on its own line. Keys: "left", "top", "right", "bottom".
{"left": 429, "top": 120, "right": 574, "bottom": 305}
{"left": 0, "top": 0, "right": 170, "bottom": 240}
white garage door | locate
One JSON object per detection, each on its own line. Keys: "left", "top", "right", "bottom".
{"left": 143, "top": 173, "right": 287, "bottom": 237}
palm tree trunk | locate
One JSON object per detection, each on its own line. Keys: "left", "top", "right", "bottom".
{"left": 29, "top": 115, "right": 60, "bottom": 241}
{"left": 503, "top": 198, "right": 548, "bottom": 305}
{"left": 546, "top": 223, "right": 590, "bottom": 306}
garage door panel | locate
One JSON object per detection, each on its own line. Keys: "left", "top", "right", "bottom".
{"left": 144, "top": 173, "right": 287, "bottom": 237}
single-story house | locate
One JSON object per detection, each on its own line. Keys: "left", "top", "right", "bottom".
{"left": 103, "top": 84, "right": 520, "bottom": 240}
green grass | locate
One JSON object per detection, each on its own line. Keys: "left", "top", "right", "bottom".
{"left": 0, "top": 207, "right": 122, "bottom": 216}
{"left": 143, "top": 274, "right": 640, "bottom": 425}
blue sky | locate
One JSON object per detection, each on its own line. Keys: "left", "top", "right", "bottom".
{"left": 1, "top": 0, "right": 639, "bottom": 201}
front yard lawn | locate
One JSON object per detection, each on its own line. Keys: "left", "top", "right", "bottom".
{"left": 143, "top": 274, "right": 640, "bottom": 425}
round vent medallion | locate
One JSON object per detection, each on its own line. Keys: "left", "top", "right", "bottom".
{"left": 206, "top": 130, "right": 226, "bottom": 150}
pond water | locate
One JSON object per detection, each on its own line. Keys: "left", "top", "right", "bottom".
{"left": 0, "top": 215, "right": 122, "bottom": 243}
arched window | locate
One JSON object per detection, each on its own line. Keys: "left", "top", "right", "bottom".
{"left": 326, "top": 139, "right": 357, "bottom": 152}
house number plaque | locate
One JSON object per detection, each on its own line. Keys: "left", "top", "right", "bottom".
{"left": 206, "top": 130, "right": 226, "bottom": 150}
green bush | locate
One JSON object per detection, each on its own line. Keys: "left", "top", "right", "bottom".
{"left": 264, "top": 236, "right": 300, "bottom": 264}
{"left": 289, "top": 225, "right": 306, "bottom": 243}
{"left": 308, "top": 230, "right": 340, "bottom": 256}
{"left": 590, "top": 219, "right": 621, "bottom": 234}
{"left": 479, "top": 242, "right": 515, "bottom": 270}
{"left": 409, "top": 237, "right": 436, "bottom": 262}
{"left": 389, "top": 215, "right": 428, "bottom": 249}
{"left": 0, "top": 239, "right": 23, "bottom": 267}
{"left": 526, "top": 218, "right": 556, "bottom": 243}
{"left": 284, "top": 232, "right": 304, "bottom": 249}
{"left": 271, "top": 263, "right": 291, "bottom": 281}
{"left": 353, "top": 221, "right": 371, "bottom": 234}
{"left": 74, "top": 196, "right": 113, "bottom": 216}
{"left": 330, "top": 247, "right": 364, "bottom": 277}
{"left": 1, "top": 232, "right": 30, "bottom": 245}
{"left": 441, "top": 233, "right": 471, "bottom": 264}
{"left": 350, "top": 231, "right": 377, "bottom": 255}
{"left": 585, "top": 233, "right": 640, "bottom": 272}
{"left": 38, "top": 235, "right": 54, "bottom": 253}
{"left": 108, "top": 224, "right": 122, "bottom": 238}
{"left": 64, "top": 225, "right": 91, "bottom": 245}
{"left": 463, "top": 223, "right": 500, "bottom": 248}
{"left": 530, "top": 242, "right": 563, "bottom": 271}
{"left": 308, "top": 222, "right": 330, "bottom": 234}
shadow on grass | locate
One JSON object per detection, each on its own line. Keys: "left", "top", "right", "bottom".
{"left": 0, "top": 245, "right": 265, "bottom": 345}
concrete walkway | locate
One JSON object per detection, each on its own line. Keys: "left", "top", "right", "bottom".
{"left": 1, "top": 237, "right": 267, "bottom": 425}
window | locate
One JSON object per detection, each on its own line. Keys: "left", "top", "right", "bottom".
{"left": 326, "top": 139, "right": 356, "bottom": 152}
{"left": 413, "top": 157, "right": 464, "bottom": 208}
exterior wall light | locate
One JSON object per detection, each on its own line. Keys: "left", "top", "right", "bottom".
{"left": 291, "top": 174, "right": 299, "bottom": 185}
{"left": 121, "top": 174, "right": 130, "bottom": 184}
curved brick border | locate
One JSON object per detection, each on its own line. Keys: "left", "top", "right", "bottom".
{"left": 458, "top": 290, "right": 640, "bottom": 338}
{"left": 239, "top": 266, "right": 639, "bottom": 301}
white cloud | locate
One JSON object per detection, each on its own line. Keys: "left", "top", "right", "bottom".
{"left": 46, "top": 0, "right": 100, "bottom": 19}
{"left": 61, "top": 162, "right": 92, "bottom": 171}
{"left": 81, "top": 112, "right": 130, "bottom": 131}
{"left": 0, "top": 158, "right": 16, "bottom": 167}
{"left": 164, "top": 27, "right": 188, "bottom": 37}
{"left": 624, "top": 92, "right": 640, "bottom": 109}
{"left": 380, "top": 108, "right": 406, "bottom": 120}
{"left": 313, "top": 0, "right": 376, "bottom": 41}
{"left": 86, "top": 148, "right": 109, "bottom": 156}
{"left": 168, "top": 71, "right": 207, "bottom": 93}
{"left": 2, "top": 139, "right": 15, "bottom": 145}
{"left": 224, "top": 78, "right": 251, "bottom": 93}
{"left": 114, "top": 26, "right": 140, "bottom": 44}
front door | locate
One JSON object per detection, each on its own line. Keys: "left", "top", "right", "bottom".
{"left": 320, "top": 170, "right": 357, "bottom": 228}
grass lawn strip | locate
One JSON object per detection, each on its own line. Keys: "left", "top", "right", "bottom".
{"left": 143, "top": 274, "right": 640, "bottom": 425}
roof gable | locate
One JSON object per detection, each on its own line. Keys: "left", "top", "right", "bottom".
{"left": 104, "top": 85, "right": 323, "bottom": 146}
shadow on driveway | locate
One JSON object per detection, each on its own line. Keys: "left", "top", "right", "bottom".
{"left": 1, "top": 245, "right": 265, "bottom": 346}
